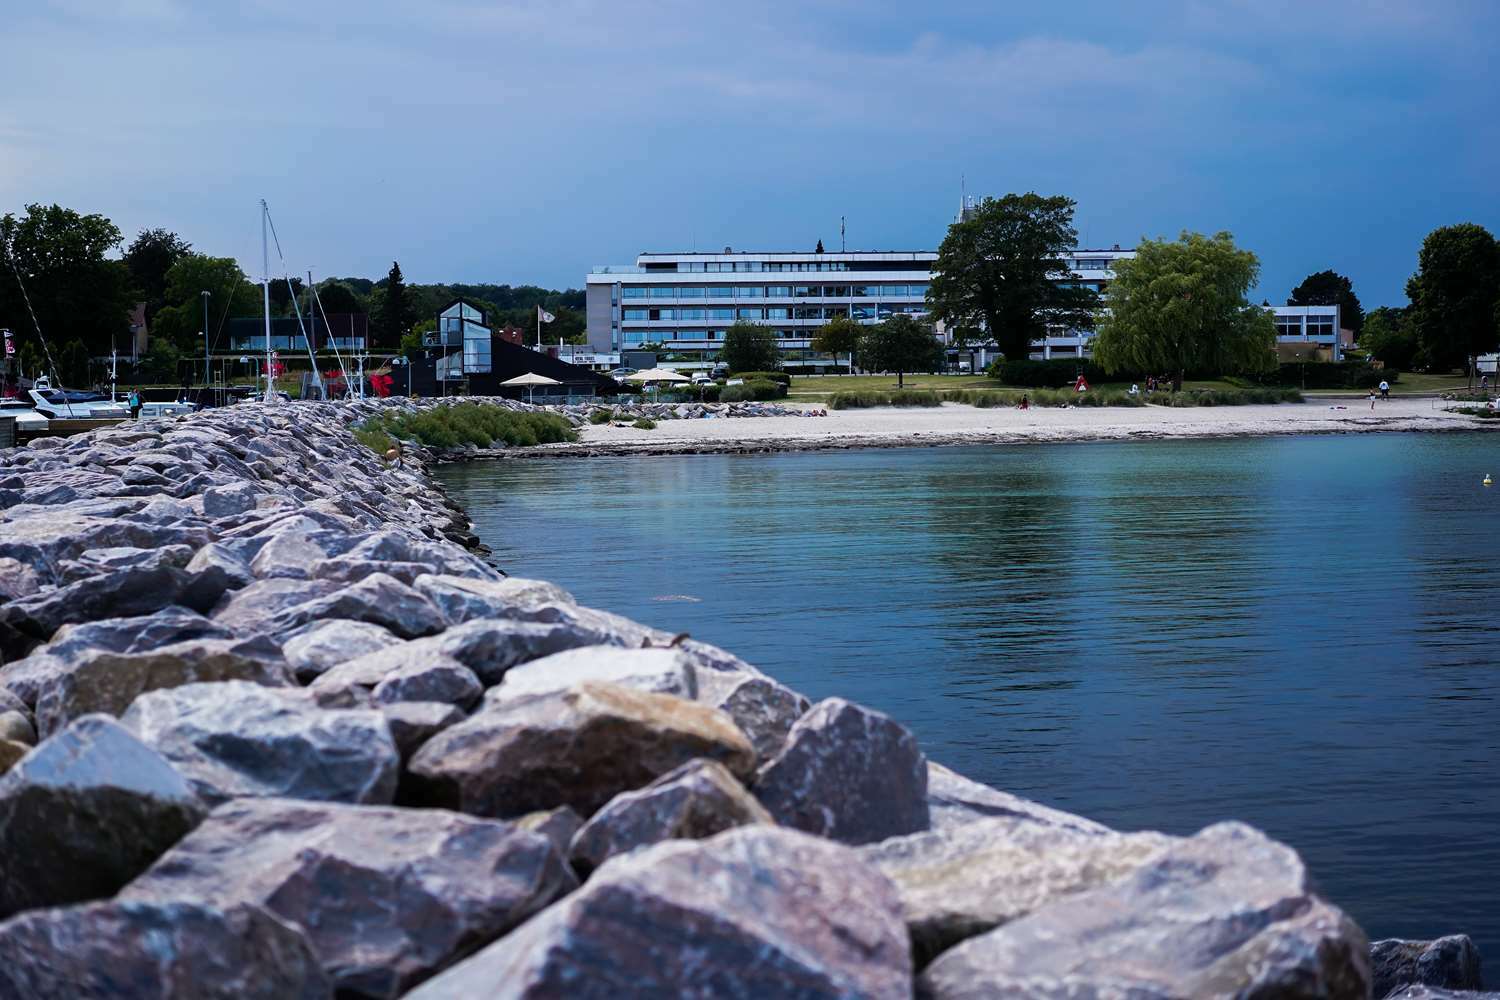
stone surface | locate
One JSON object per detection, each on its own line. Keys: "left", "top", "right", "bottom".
{"left": 281, "top": 572, "right": 448, "bottom": 639}
{"left": 861, "top": 814, "right": 1175, "bottom": 965}
{"left": 379, "top": 700, "right": 466, "bottom": 758}
{"left": 281, "top": 618, "right": 400, "bottom": 683}
{"left": 33, "top": 634, "right": 294, "bottom": 739}
{"left": 570, "top": 758, "right": 773, "bottom": 875}
{"left": 1371, "top": 936, "right": 1484, "bottom": 998}
{"left": 1384, "top": 989, "right": 1500, "bottom": 999}
{"left": 406, "top": 681, "right": 756, "bottom": 818}
{"left": 121, "top": 681, "right": 399, "bottom": 806}
{"left": 0, "top": 899, "right": 331, "bottom": 999}
{"left": 372, "top": 657, "right": 483, "bottom": 709}
{"left": 0, "top": 710, "right": 35, "bottom": 745}
{"left": 413, "top": 573, "right": 575, "bottom": 625}
{"left": 485, "top": 645, "right": 698, "bottom": 707}
{"left": 0, "top": 715, "right": 204, "bottom": 918}
{"left": 515, "top": 805, "right": 584, "bottom": 857}
{"left": 123, "top": 798, "right": 577, "bottom": 998}
{"left": 0, "top": 739, "right": 28, "bottom": 775}
{"left": 918, "top": 821, "right": 1371, "bottom": 1000}
{"left": 925, "top": 761, "right": 1111, "bottom": 834}
{"left": 696, "top": 670, "right": 811, "bottom": 762}
{"left": 754, "top": 697, "right": 929, "bottom": 845}
{"left": 404, "top": 826, "right": 911, "bottom": 1000}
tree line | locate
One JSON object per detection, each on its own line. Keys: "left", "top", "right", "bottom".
{"left": 0, "top": 202, "right": 588, "bottom": 386}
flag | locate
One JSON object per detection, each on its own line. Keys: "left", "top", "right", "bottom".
{"left": 2, "top": 329, "right": 13, "bottom": 357}
{"left": 538, "top": 306, "right": 556, "bottom": 324}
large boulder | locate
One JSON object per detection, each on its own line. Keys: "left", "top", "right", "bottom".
{"left": 861, "top": 814, "right": 1175, "bottom": 965}
{"left": 281, "top": 619, "right": 400, "bottom": 683}
{"left": 1371, "top": 936, "right": 1484, "bottom": 997}
{"left": 406, "top": 682, "right": 755, "bottom": 818}
{"left": 1385, "top": 989, "right": 1500, "bottom": 999}
{"left": 404, "top": 825, "right": 911, "bottom": 999}
{"left": 918, "top": 822, "right": 1371, "bottom": 999}
{"left": 754, "top": 697, "right": 928, "bottom": 845}
{"left": 485, "top": 646, "right": 698, "bottom": 707}
{"left": 925, "top": 761, "right": 1110, "bottom": 834}
{"left": 379, "top": 701, "right": 466, "bottom": 759}
{"left": 33, "top": 634, "right": 295, "bottom": 739}
{"left": 412, "top": 573, "right": 574, "bottom": 624}
{"left": 121, "top": 681, "right": 399, "bottom": 806}
{"left": 570, "top": 758, "right": 773, "bottom": 875}
{"left": 278, "top": 573, "right": 448, "bottom": 639}
{"left": 0, "top": 739, "right": 29, "bottom": 775}
{"left": 122, "top": 798, "right": 576, "bottom": 998}
{"left": 0, "top": 715, "right": 204, "bottom": 918}
{"left": 515, "top": 806, "right": 584, "bottom": 856}
{"left": 372, "top": 658, "right": 483, "bottom": 709}
{"left": 0, "top": 899, "right": 330, "bottom": 999}
{"left": 695, "top": 670, "right": 810, "bottom": 762}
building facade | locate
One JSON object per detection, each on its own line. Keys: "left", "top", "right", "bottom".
{"left": 585, "top": 246, "right": 1344, "bottom": 368}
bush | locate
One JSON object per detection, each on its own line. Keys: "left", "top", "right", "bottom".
{"left": 828, "top": 390, "right": 942, "bottom": 409}
{"left": 355, "top": 402, "right": 578, "bottom": 451}
{"left": 632, "top": 417, "right": 657, "bottom": 429}
{"left": 719, "top": 385, "right": 754, "bottom": 403}
{"left": 588, "top": 409, "right": 613, "bottom": 425}
{"left": 1149, "top": 387, "right": 1302, "bottom": 406}
{"left": 732, "top": 370, "right": 790, "bottom": 386}
{"left": 987, "top": 358, "right": 1113, "bottom": 388}
{"left": 1249, "top": 362, "right": 1397, "bottom": 389}
{"left": 721, "top": 380, "right": 784, "bottom": 402}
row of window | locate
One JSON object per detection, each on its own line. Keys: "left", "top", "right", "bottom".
{"left": 1276, "top": 318, "right": 1337, "bottom": 338}
{"left": 666, "top": 261, "right": 858, "bottom": 273}
{"left": 620, "top": 283, "right": 930, "bottom": 300}
{"left": 622, "top": 303, "right": 928, "bottom": 323}
{"left": 621, "top": 330, "right": 817, "bottom": 344}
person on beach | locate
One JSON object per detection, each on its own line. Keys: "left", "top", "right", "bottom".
{"left": 1379, "top": 379, "right": 1390, "bottom": 399}
{"left": 128, "top": 389, "right": 141, "bottom": 420}
{"left": 1368, "top": 389, "right": 1377, "bottom": 411}
{"left": 1017, "top": 394, "right": 1030, "bottom": 410}
{"left": 1128, "top": 383, "right": 1140, "bottom": 396}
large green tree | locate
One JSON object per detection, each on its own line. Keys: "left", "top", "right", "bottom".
{"left": 123, "top": 228, "right": 191, "bottom": 323}
{"left": 927, "top": 193, "right": 1098, "bottom": 361}
{"left": 859, "top": 314, "right": 943, "bottom": 387}
{"left": 1405, "top": 223, "right": 1500, "bottom": 374}
{"left": 0, "top": 204, "right": 133, "bottom": 361}
{"left": 1092, "top": 231, "right": 1276, "bottom": 390}
{"left": 150, "top": 254, "right": 260, "bottom": 354}
{"left": 1361, "top": 306, "right": 1420, "bottom": 370}
{"left": 812, "top": 314, "right": 862, "bottom": 373}
{"left": 373, "top": 261, "right": 415, "bottom": 348}
{"left": 307, "top": 281, "right": 365, "bottom": 316}
{"left": 721, "top": 320, "right": 780, "bottom": 373}
{"left": 1288, "top": 269, "right": 1363, "bottom": 337}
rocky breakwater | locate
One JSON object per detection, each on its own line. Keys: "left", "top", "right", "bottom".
{"left": 0, "top": 399, "right": 1466, "bottom": 998}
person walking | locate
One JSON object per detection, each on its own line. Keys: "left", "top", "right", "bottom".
{"left": 1368, "top": 388, "right": 1377, "bottom": 411}
{"left": 128, "top": 389, "right": 141, "bottom": 420}
{"left": 1379, "top": 379, "right": 1390, "bottom": 400}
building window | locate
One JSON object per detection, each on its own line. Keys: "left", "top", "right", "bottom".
{"left": 794, "top": 286, "right": 819, "bottom": 297}
{"left": 678, "top": 308, "right": 705, "bottom": 320}
{"left": 766, "top": 307, "right": 790, "bottom": 320}
{"left": 767, "top": 285, "right": 791, "bottom": 298}
{"left": 648, "top": 286, "right": 676, "bottom": 299}
{"left": 705, "top": 286, "right": 733, "bottom": 298}
{"left": 736, "top": 286, "right": 765, "bottom": 298}
{"left": 622, "top": 308, "right": 647, "bottom": 320}
{"left": 908, "top": 283, "right": 930, "bottom": 297}
{"left": 463, "top": 332, "right": 491, "bottom": 374}
{"left": 794, "top": 306, "right": 821, "bottom": 320}
{"left": 622, "top": 287, "right": 646, "bottom": 299}
{"left": 1077, "top": 259, "right": 1110, "bottom": 270}
{"left": 708, "top": 308, "right": 735, "bottom": 320}
{"left": 736, "top": 308, "right": 764, "bottom": 320}
{"left": 677, "top": 286, "right": 705, "bottom": 298}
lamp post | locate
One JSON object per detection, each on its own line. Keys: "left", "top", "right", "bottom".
{"left": 201, "top": 290, "right": 211, "bottom": 391}
{"left": 392, "top": 355, "right": 410, "bottom": 397}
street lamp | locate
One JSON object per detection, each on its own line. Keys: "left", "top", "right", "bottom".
{"left": 201, "top": 290, "right": 211, "bottom": 391}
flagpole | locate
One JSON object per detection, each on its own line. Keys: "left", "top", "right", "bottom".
{"left": 535, "top": 305, "right": 541, "bottom": 351}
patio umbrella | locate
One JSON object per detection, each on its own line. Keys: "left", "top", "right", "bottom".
{"left": 501, "top": 371, "right": 561, "bottom": 404}
{"left": 626, "top": 367, "right": 688, "bottom": 402}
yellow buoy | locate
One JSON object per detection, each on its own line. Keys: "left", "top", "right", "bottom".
{"left": 1485, "top": 474, "right": 1493, "bottom": 487}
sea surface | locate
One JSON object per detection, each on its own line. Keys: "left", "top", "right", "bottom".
{"left": 436, "top": 434, "right": 1500, "bottom": 954}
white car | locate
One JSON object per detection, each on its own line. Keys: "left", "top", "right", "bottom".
{"left": 690, "top": 375, "right": 716, "bottom": 386}
{"left": 608, "top": 368, "right": 638, "bottom": 381}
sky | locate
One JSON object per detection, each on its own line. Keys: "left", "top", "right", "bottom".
{"left": 2, "top": 0, "right": 1497, "bottom": 307}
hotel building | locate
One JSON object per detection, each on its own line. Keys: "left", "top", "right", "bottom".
{"left": 584, "top": 247, "right": 1344, "bottom": 368}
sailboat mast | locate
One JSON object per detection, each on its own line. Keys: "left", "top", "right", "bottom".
{"left": 261, "top": 200, "right": 273, "bottom": 403}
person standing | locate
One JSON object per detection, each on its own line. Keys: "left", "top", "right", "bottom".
{"left": 1368, "top": 388, "right": 1377, "bottom": 411}
{"left": 128, "top": 389, "right": 141, "bottom": 420}
{"left": 1379, "top": 379, "right": 1390, "bottom": 400}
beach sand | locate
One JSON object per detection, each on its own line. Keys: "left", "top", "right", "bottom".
{"left": 528, "top": 397, "right": 1490, "bottom": 457}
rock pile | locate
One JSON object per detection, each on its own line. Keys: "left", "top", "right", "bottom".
{"left": 0, "top": 400, "right": 1469, "bottom": 997}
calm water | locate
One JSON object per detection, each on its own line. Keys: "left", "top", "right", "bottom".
{"left": 436, "top": 435, "right": 1500, "bottom": 953}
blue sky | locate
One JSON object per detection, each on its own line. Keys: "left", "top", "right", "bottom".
{"left": 3, "top": 0, "right": 1496, "bottom": 306}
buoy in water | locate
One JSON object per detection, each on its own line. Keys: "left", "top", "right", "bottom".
{"left": 1485, "top": 474, "right": 1493, "bottom": 487}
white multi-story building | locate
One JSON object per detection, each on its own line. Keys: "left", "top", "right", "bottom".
{"left": 584, "top": 245, "right": 1343, "bottom": 368}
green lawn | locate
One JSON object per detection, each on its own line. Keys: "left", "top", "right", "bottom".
{"left": 787, "top": 373, "right": 1250, "bottom": 403}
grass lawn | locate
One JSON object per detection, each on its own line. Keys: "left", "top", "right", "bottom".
{"left": 787, "top": 373, "right": 1252, "bottom": 403}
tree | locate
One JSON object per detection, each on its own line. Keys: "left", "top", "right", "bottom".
{"left": 373, "top": 261, "right": 415, "bottom": 348}
{"left": 721, "top": 320, "right": 780, "bottom": 373}
{"left": 858, "top": 314, "right": 943, "bottom": 387}
{"left": 150, "top": 254, "right": 259, "bottom": 354}
{"left": 307, "top": 281, "right": 365, "bottom": 316}
{"left": 0, "top": 204, "right": 133, "bottom": 359}
{"left": 1288, "top": 269, "right": 1363, "bottom": 337}
{"left": 1092, "top": 231, "right": 1276, "bottom": 390}
{"left": 927, "top": 193, "right": 1098, "bottom": 362}
{"left": 1361, "top": 306, "right": 1421, "bottom": 370}
{"left": 123, "top": 228, "right": 191, "bottom": 322}
{"left": 1405, "top": 223, "right": 1500, "bottom": 376}
{"left": 812, "top": 314, "right": 862, "bottom": 373}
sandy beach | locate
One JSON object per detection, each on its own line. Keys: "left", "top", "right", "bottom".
{"left": 521, "top": 397, "right": 1491, "bottom": 457}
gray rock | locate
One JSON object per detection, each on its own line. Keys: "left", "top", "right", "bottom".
{"left": 696, "top": 670, "right": 811, "bottom": 762}
{"left": 372, "top": 658, "right": 483, "bottom": 709}
{"left": 202, "top": 480, "right": 258, "bottom": 516}
{"left": 278, "top": 572, "right": 447, "bottom": 639}
{"left": 379, "top": 701, "right": 466, "bottom": 758}
{"left": 56, "top": 543, "right": 194, "bottom": 583}
{"left": 248, "top": 526, "right": 354, "bottom": 580}
{"left": 0, "top": 715, "right": 205, "bottom": 918}
{"left": 515, "top": 806, "right": 584, "bottom": 856}
{"left": 122, "top": 797, "right": 576, "bottom": 998}
{"left": 0, "top": 739, "right": 29, "bottom": 775}
{"left": 925, "top": 760, "right": 1111, "bottom": 834}
{"left": 121, "top": 681, "right": 399, "bottom": 807}
{"left": 0, "top": 899, "right": 331, "bottom": 999}
{"left": 862, "top": 814, "right": 1176, "bottom": 965}
{"left": 33, "top": 634, "right": 295, "bottom": 739}
{"left": 185, "top": 541, "right": 255, "bottom": 590}
{"left": 209, "top": 577, "right": 343, "bottom": 635}
{"left": 1385, "top": 989, "right": 1500, "bottom": 999}
{"left": 570, "top": 758, "right": 773, "bottom": 875}
{"left": 1372, "top": 936, "right": 1484, "bottom": 997}
{"left": 754, "top": 697, "right": 929, "bottom": 845}
{"left": 918, "top": 821, "right": 1371, "bottom": 1000}
{"left": 413, "top": 573, "right": 575, "bottom": 624}
{"left": 0, "top": 556, "right": 42, "bottom": 600}
{"left": 281, "top": 618, "right": 400, "bottom": 683}
{"left": 0, "top": 710, "right": 35, "bottom": 746}
{"left": 406, "top": 681, "right": 756, "bottom": 818}
{"left": 486, "top": 645, "right": 698, "bottom": 707}
{"left": 405, "top": 825, "right": 912, "bottom": 999}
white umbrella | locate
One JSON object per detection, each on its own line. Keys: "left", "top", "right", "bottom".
{"left": 626, "top": 368, "right": 689, "bottom": 383}
{"left": 501, "top": 371, "right": 561, "bottom": 404}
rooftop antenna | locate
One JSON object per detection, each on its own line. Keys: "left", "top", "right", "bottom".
{"left": 841, "top": 216, "right": 846, "bottom": 253}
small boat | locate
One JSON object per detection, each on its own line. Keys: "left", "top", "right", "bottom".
{"left": 0, "top": 398, "right": 48, "bottom": 434}
{"left": 26, "top": 376, "right": 130, "bottom": 420}
{"left": 138, "top": 400, "right": 196, "bottom": 420}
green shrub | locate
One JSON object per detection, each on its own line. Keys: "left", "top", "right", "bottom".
{"left": 632, "top": 417, "right": 657, "bottom": 429}
{"left": 1148, "top": 388, "right": 1302, "bottom": 406}
{"left": 732, "top": 370, "right": 790, "bottom": 386}
{"left": 355, "top": 403, "right": 578, "bottom": 451}
{"left": 588, "top": 409, "right": 613, "bottom": 425}
{"left": 353, "top": 425, "right": 394, "bottom": 454}
{"left": 719, "top": 385, "right": 755, "bottom": 403}
{"left": 828, "top": 390, "right": 942, "bottom": 409}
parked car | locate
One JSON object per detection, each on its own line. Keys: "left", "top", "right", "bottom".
{"left": 690, "top": 375, "right": 716, "bottom": 386}
{"left": 608, "top": 367, "right": 638, "bottom": 381}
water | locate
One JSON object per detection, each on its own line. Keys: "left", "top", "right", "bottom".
{"left": 436, "top": 435, "right": 1500, "bottom": 953}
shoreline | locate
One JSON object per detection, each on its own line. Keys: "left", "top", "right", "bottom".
{"left": 453, "top": 398, "right": 1495, "bottom": 461}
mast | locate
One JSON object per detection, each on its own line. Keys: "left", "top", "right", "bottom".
{"left": 304, "top": 268, "right": 323, "bottom": 398}
{"left": 261, "top": 200, "right": 274, "bottom": 403}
